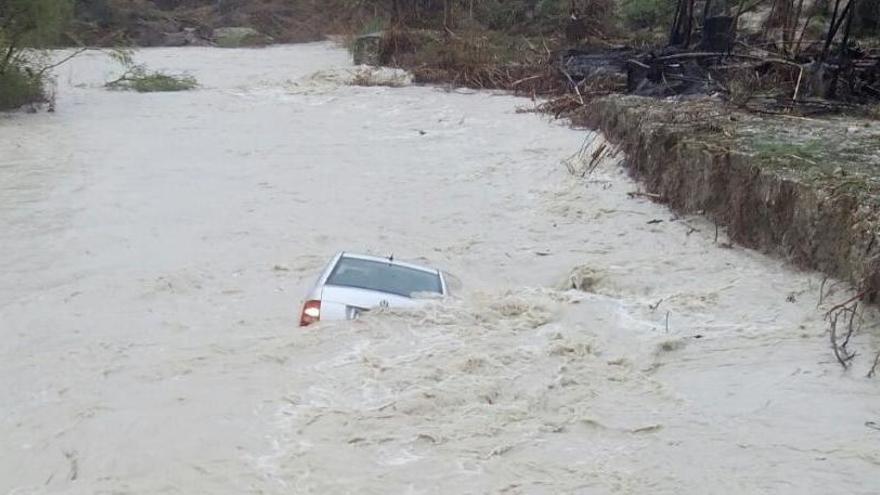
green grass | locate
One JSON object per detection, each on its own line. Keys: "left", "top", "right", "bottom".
{"left": 749, "top": 138, "right": 826, "bottom": 166}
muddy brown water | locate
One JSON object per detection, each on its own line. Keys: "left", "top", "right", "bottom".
{"left": 1, "top": 43, "right": 878, "bottom": 494}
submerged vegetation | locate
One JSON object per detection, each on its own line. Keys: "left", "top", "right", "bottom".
{"left": 105, "top": 65, "right": 198, "bottom": 92}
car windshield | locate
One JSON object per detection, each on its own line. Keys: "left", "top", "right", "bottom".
{"left": 326, "top": 257, "right": 442, "bottom": 298}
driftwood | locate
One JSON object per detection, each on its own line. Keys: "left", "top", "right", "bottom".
{"left": 825, "top": 291, "right": 866, "bottom": 370}
{"left": 868, "top": 351, "right": 880, "bottom": 379}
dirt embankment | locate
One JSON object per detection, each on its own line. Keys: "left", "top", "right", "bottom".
{"left": 572, "top": 95, "right": 880, "bottom": 299}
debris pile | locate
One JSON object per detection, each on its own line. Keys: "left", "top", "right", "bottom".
{"left": 555, "top": 6, "right": 880, "bottom": 116}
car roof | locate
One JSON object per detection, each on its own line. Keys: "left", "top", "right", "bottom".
{"left": 337, "top": 252, "right": 440, "bottom": 275}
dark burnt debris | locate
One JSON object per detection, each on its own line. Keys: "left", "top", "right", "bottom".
{"left": 559, "top": 16, "right": 880, "bottom": 116}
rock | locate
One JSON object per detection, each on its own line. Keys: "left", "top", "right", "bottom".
{"left": 561, "top": 265, "right": 604, "bottom": 292}
{"left": 164, "top": 28, "right": 213, "bottom": 47}
{"left": 213, "top": 27, "right": 271, "bottom": 48}
{"left": 132, "top": 20, "right": 178, "bottom": 46}
{"left": 163, "top": 31, "right": 188, "bottom": 47}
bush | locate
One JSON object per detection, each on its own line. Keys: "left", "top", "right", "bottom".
{"left": 0, "top": 68, "right": 46, "bottom": 110}
{"left": 0, "top": 0, "right": 73, "bottom": 110}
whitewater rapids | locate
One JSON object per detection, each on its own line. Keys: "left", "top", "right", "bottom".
{"left": 1, "top": 43, "right": 878, "bottom": 494}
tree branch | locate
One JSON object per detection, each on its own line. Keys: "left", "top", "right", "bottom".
{"left": 36, "top": 46, "right": 90, "bottom": 77}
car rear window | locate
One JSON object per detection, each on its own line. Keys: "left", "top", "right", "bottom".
{"left": 326, "top": 257, "right": 442, "bottom": 298}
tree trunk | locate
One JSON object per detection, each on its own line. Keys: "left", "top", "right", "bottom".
{"left": 683, "top": 0, "right": 695, "bottom": 47}
{"left": 789, "top": 0, "right": 806, "bottom": 55}
{"left": 670, "top": 0, "right": 686, "bottom": 45}
{"left": 821, "top": 0, "right": 843, "bottom": 60}
{"left": 827, "top": 0, "right": 857, "bottom": 98}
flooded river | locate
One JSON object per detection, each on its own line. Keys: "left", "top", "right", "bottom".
{"left": 1, "top": 43, "right": 878, "bottom": 494}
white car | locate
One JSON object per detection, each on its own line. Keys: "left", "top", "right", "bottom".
{"left": 299, "top": 252, "right": 448, "bottom": 326}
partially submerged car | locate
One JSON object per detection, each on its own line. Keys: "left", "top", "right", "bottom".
{"left": 299, "top": 252, "right": 448, "bottom": 326}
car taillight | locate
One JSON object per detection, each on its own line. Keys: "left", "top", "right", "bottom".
{"left": 300, "top": 300, "right": 321, "bottom": 327}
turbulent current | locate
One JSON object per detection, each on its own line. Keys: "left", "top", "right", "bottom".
{"left": 1, "top": 43, "right": 878, "bottom": 494}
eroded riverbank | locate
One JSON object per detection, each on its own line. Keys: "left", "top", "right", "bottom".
{"left": 1, "top": 44, "right": 878, "bottom": 494}
{"left": 575, "top": 95, "right": 880, "bottom": 300}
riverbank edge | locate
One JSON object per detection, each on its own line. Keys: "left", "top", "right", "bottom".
{"left": 568, "top": 95, "right": 880, "bottom": 300}
{"left": 340, "top": 36, "right": 880, "bottom": 299}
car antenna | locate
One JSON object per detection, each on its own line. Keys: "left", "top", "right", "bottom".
{"left": 388, "top": 253, "right": 394, "bottom": 264}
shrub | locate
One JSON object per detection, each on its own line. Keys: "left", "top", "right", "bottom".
{"left": 0, "top": 0, "right": 72, "bottom": 110}
{"left": 0, "top": 67, "right": 45, "bottom": 110}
